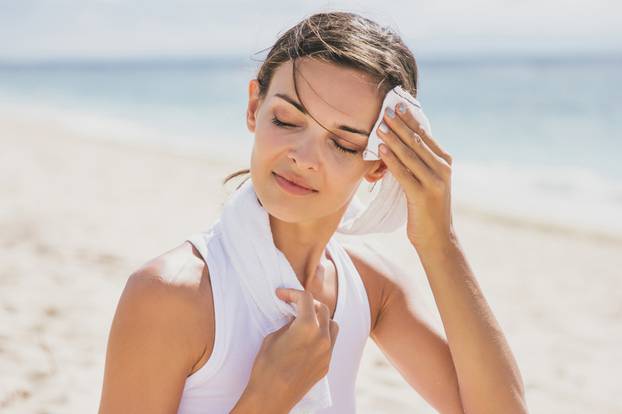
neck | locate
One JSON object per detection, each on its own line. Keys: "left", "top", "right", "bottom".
{"left": 269, "top": 213, "right": 340, "bottom": 290}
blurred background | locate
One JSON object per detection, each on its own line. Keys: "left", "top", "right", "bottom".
{"left": 1, "top": 1, "right": 620, "bottom": 413}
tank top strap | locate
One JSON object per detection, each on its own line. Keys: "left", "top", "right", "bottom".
{"left": 326, "top": 237, "right": 372, "bottom": 336}
{"left": 183, "top": 228, "right": 229, "bottom": 388}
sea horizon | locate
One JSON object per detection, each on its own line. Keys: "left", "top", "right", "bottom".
{"left": 3, "top": 52, "right": 621, "bottom": 241}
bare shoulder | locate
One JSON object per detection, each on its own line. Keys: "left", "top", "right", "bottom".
{"left": 344, "top": 242, "right": 429, "bottom": 336}
{"left": 137, "top": 240, "right": 208, "bottom": 288}
{"left": 129, "top": 240, "right": 212, "bottom": 312}
{"left": 99, "top": 241, "right": 215, "bottom": 412}
{"left": 122, "top": 240, "right": 215, "bottom": 372}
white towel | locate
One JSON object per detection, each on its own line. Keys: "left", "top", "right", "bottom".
{"left": 216, "top": 177, "right": 332, "bottom": 413}
{"left": 205, "top": 85, "right": 433, "bottom": 413}
{"left": 337, "top": 85, "right": 433, "bottom": 235}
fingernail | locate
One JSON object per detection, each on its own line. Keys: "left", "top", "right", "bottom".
{"left": 386, "top": 107, "right": 395, "bottom": 118}
{"left": 379, "top": 122, "right": 389, "bottom": 133}
{"left": 397, "top": 102, "right": 406, "bottom": 113}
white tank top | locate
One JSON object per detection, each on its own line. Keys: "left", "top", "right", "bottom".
{"left": 177, "top": 225, "right": 371, "bottom": 414}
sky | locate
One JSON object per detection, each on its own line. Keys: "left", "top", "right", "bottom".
{"left": 0, "top": 0, "right": 620, "bottom": 61}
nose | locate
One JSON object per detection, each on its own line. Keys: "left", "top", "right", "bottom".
{"left": 287, "top": 135, "right": 320, "bottom": 171}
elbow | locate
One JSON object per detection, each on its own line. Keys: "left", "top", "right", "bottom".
{"left": 511, "top": 384, "right": 529, "bottom": 414}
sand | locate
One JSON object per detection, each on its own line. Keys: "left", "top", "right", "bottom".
{"left": 1, "top": 110, "right": 620, "bottom": 413}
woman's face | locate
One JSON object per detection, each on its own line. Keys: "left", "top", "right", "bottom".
{"left": 246, "top": 57, "right": 387, "bottom": 225}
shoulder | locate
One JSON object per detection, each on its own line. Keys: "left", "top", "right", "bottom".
{"left": 133, "top": 240, "right": 210, "bottom": 291}
{"left": 127, "top": 241, "right": 212, "bottom": 313}
{"left": 99, "top": 242, "right": 213, "bottom": 411}
{"left": 116, "top": 241, "right": 213, "bottom": 366}
{"left": 341, "top": 240, "right": 410, "bottom": 294}
{"left": 341, "top": 240, "right": 409, "bottom": 335}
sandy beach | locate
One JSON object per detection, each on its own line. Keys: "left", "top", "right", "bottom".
{"left": 2, "top": 110, "right": 621, "bottom": 413}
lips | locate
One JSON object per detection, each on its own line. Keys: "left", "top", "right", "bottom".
{"left": 273, "top": 171, "right": 317, "bottom": 191}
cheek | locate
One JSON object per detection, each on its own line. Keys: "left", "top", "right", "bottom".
{"left": 254, "top": 123, "right": 287, "bottom": 157}
{"left": 326, "top": 165, "right": 364, "bottom": 194}
{"left": 250, "top": 123, "right": 288, "bottom": 180}
{"left": 340, "top": 165, "right": 370, "bottom": 193}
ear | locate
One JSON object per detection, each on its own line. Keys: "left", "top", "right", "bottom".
{"left": 363, "top": 160, "right": 388, "bottom": 185}
{"left": 246, "top": 79, "right": 262, "bottom": 133}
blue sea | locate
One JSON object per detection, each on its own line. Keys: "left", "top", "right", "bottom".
{"left": 1, "top": 54, "right": 621, "bottom": 239}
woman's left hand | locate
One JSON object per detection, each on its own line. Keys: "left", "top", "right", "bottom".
{"left": 377, "top": 101, "right": 456, "bottom": 251}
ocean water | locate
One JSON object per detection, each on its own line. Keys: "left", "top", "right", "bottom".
{"left": 1, "top": 55, "right": 621, "bottom": 239}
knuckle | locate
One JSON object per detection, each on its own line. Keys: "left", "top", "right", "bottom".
{"left": 412, "top": 130, "right": 422, "bottom": 144}
{"left": 381, "top": 131, "right": 393, "bottom": 143}
{"left": 439, "top": 162, "right": 452, "bottom": 178}
{"left": 406, "top": 147, "right": 420, "bottom": 164}
{"left": 398, "top": 162, "right": 412, "bottom": 177}
{"left": 429, "top": 177, "right": 446, "bottom": 194}
{"left": 445, "top": 153, "right": 453, "bottom": 165}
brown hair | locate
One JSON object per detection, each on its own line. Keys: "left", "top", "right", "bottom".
{"left": 223, "top": 10, "right": 419, "bottom": 190}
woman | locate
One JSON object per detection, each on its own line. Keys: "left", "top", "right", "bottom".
{"left": 98, "top": 11, "right": 528, "bottom": 414}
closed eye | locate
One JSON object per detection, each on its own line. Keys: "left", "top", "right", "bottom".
{"left": 270, "top": 115, "right": 359, "bottom": 155}
{"left": 270, "top": 115, "right": 294, "bottom": 129}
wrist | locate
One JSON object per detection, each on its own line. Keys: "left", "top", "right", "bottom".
{"left": 412, "top": 231, "right": 460, "bottom": 255}
{"left": 230, "top": 386, "right": 262, "bottom": 414}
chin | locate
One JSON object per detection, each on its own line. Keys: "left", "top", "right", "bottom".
{"left": 261, "top": 191, "right": 310, "bottom": 223}
{"left": 259, "top": 180, "right": 315, "bottom": 222}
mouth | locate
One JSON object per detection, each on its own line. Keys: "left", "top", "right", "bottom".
{"left": 272, "top": 171, "right": 318, "bottom": 195}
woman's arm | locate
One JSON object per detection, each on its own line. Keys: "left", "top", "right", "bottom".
{"left": 416, "top": 237, "right": 527, "bottom": 414}
{"left": 352, "top": 237, "right": 527, "bottom": 414}
{"left": 347, "top": 242, "right": 464, "bottom": 413}
{"left": 367, "top": 100, "right": 528, "bottom": 413}
{"left": 98, "top": 269, "right": 207, "bottom": 414}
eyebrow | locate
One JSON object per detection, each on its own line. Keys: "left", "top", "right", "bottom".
{"left": 274, "top": 93, "right": 371, "bottom": 137}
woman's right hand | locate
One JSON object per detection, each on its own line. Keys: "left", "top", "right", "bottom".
{"left": 243, "top": 288, "right": 340, "bottom": 412}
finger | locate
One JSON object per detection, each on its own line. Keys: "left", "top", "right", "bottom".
{"left": 276, "top": 288, "right": 317, "bottom": 324}
{"left": 395, "top": 101, "right": 453, "bottom": 167}
{"left": 315, "top": 301, "right": 330, "bottom": 337}
{"left": 378, "top": 125, "right": 436, "bottom": 185}
{"left": 378, "top": 143, "right": 424, "bottom": 192}
{"left": 328, "top": 320, "right": 339, "bottom": 355}
{"left": 383, "top": 105, "right": 448, "bottom": 174}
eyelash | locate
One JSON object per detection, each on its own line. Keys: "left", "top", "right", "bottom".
{"left": 270, "top": 116, "right": 359, "bottom": 155}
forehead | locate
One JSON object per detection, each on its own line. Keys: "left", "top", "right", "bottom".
{"left": 268, "top": 58, "right": 384, "bottom": 134}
